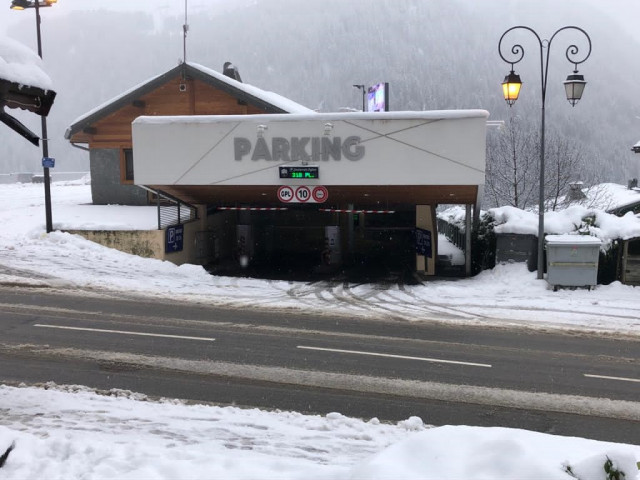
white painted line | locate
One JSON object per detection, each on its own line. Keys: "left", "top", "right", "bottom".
{"left": 583, "top": 373, "right": 640, "bottom": 384}
{"left": 297, "top": 345, "right": 491, "bottom": 368}
{"left": 34, "top": 324, "right": 215, "bottom": 342}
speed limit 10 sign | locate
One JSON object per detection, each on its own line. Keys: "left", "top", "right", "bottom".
{"left": 277, "top": 186, "right": 329, "bottom": 204}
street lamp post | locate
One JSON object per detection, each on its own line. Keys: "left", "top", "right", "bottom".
{"left": 10, "top": 0, "right": 57, "bottom": 233}
{"left": 498, "top": 26, "right": 591, "bottom": 280}
{"left": 353, "top": 84, "right": 366, "bottom": 112}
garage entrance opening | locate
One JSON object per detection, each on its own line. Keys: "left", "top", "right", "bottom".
{"left": 204, "top": 206, "right": 421, "bottom": 283}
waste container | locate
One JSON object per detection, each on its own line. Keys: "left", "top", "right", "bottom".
{"left": 545, "top": 235, "right": 601, "bottom": 291}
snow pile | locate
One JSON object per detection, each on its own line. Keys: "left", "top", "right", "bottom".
{"left": 0, "top": 384, "right": 637, "bottom": 480}
{"left": 491, "top": 205, "right": 640, "bottom": 249}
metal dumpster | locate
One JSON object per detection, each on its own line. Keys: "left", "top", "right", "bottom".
{"left": 546, "top": 235, "right": 601, "bottom": 291}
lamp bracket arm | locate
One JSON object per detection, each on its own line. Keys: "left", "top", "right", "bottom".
{"left": 547, "top": 26, "right": 592, "bottom": 70}
{"left": 498, "top": 25, "right": 543, "bottom": 67}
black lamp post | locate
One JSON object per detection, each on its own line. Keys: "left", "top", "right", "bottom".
{"left": 10, "top": 0, "right": 57, "bottom": 234}
{"left": 498, "top": 26, "right": 592, "bottom": 280}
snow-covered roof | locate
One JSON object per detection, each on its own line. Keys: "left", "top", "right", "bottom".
{"left": 489, "top": 204, "right": 640, "bottom": 247}
{"left": 188, "top": 62, "right": 313, "bottom": 115}
{"left": 439, "top": 201, "right": 640, "bottom": 249}
{"left": 582, "top": 182, "right": 640, "bottom": 212}
{"left": 66, "top": 62, "right": 313, "bottom": 140}
{"left": 0, "top": 35, "right": 53, "bottom": 91}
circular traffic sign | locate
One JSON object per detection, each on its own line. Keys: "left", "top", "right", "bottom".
{"left": 295, "top": 186, "right": 311, "bottom": 202}
{"left": 277, "top": 186, "right": 294, "bottom": 203}
{"left": 312, "top": 186, "right": 328, "bottom": 203}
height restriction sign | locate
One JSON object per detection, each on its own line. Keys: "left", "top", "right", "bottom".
{"left": 277, "top": 186, "right": 329, "bottom": 204}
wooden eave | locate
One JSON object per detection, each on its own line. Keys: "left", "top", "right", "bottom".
{"left": 65, "top": 63, "right": 289, "bottom": 144}
{"left": 150, "top": 184, "right": 480, "bottom": 209}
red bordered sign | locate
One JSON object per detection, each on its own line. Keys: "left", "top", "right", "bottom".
{"left": 277, "top": 186, "right": 329, "bottom": 204}
{"left": 277, "top": 186, "right": 294, "bottom": 203}
{"left": 295, "top": 186, "right": 311, "bottom": 202}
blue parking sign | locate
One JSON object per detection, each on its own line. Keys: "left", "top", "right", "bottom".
{"left": 415, "top": 228, "right": 432, "bottom": 257}
{"left": 165, "top": 224, "right": 184, "bottom": 253}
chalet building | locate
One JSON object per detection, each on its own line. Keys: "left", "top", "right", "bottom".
{"left": 66, "top": 62, "right": 488, "bottom": 279}
{"left": 65, "top": 62, "right": 311, "bottom": 206}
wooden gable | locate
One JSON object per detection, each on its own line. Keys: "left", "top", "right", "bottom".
{"left": 69, "top": 76, "right": 269, "bottom": 148}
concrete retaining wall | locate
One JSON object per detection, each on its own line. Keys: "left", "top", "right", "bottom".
{"left": 66, "top": 210, "right": 219, "bottom": 267}
{"left": 67, "top": 229, "right": 165, "bottom": 259}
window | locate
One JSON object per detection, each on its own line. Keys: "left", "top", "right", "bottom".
{"left": 124, "top": 148, "right": 134, "bottom": 182}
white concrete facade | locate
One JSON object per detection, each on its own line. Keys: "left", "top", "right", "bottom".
{"left": 131, "top": 110, "right": 489, "bottom": 187}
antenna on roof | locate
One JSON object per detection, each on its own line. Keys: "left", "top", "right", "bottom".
{"left": 183, "top": 0, "right": 189, "bottom": 65}
{"left": 179, "top": 0, "right": 189, "bottom": 91}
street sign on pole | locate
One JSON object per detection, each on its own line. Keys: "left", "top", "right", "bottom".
{"left": 42, "top": 157, "right": 55, "bottom": 168}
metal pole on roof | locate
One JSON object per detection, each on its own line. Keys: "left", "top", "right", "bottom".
{"left": 183, "top": 0, "right": 189, "bottom": 64}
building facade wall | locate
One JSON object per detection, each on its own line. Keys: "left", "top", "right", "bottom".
{"left": 90, "top": 148, "right": 148, "bottom": 205}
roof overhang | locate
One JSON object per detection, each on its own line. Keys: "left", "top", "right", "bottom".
{"left": 133, "top": 110, "right": 488, "bottom": 208}
{"left": 0, "top": 78, "right": 56, "bottom": 145}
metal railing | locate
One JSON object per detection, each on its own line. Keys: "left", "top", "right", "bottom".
{"left": 139, "top": 186, "right": 198, "bottom": 230}
{"left": 437, "top": 218, "right": 466, "bottom": 252}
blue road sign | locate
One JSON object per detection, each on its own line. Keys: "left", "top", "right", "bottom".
{"left": 42, "top": 157, "right": 55, "bottom": 168}
{"left": 165, "top": 224, "right": 184, "bottom": 253}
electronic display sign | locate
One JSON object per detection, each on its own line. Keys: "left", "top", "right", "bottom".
{"left": 279, "top": 166, "right": 319, "bottom": 179}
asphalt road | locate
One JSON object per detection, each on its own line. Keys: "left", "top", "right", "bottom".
{"left": 0, "top": 286, "right": 638, "bottom": 444}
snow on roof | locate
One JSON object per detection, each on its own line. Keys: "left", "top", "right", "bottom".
{"left": 0, "top": 35, "right": 53, "bottom": 91}
{"left": 440, "top": 198, "right": 640, "bottom": 249}
{"left": 489, "top": 204, "right": 640, "bottom": 247}
{"left": 134, "top": 109, "right": 489, "bottom": 126}
{"left": 188, "top": 62, "right": 314, "bottom": 114}
{"left": 67, "top": 62, "right": 313, "bottom": 133}
{"left": 581, "top": 182, "right": 640, "bottom": 210}
{"left": 545, "top": 234, "right": 602, "bottom": 245}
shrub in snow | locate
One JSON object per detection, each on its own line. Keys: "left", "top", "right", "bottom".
{"left": 0, "top": 441, "right": 14, "bottom": 468}
{"left": 564, "top": 452, "right": 639, "bottom": 480}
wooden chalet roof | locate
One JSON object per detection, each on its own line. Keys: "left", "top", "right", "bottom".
{"left": 65, "top": 62, "right": 313, "bottom": 143}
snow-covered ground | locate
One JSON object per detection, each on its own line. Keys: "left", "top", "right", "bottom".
{"left": 0, "top": 383, "right": 638, "bottom": 480}
{"left": 1, "top": 179, "right": 639, "bottom": 335}
{"left": 0, "top": 179, "right": 637, "bottom": 479}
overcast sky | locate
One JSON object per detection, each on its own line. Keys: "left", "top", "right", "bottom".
{"left": 0, "top": 0, "right": 228, "bottom": 32}
{"left": 0, "top": 0, "right": 639, "bottom": 38}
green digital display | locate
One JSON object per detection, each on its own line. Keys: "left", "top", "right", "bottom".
{"left": 279, "top": 166, "right": 319, "bottom": 179}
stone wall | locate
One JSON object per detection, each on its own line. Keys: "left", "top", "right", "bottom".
{"left": 90, "top": 148, "right": 148, "bottom": 206}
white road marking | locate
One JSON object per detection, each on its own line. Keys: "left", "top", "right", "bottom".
{"left": 297, "top": 345, "right": 492, "bottom": 368}
{"left": 33, "top": 324, "right": 215, "bottom": 342}
{"left": 583, "top": 373, "right": 640, "bottom": 384}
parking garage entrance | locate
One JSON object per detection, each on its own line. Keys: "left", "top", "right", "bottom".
{"left": 204, "top": 204, "right": 419, "bottom": 282}
{"left": 132, "top": 110, "right": 488, "bottom": 280}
